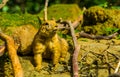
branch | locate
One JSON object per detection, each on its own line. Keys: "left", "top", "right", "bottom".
{"left": 0, "top": 45, "right": 5, "bottom": 56}
{"left": 79, "top": 31, "right": 118, "bottom": 40}
{"left": 57, "top": 15, "right": 83, "bottom": 29}
{"left": 72, "top": 15, "right": 83, "bottom": 28}
{"left": 44, "top": 0, "right": 49, "bottom": 21}
{"left": 80, "top": 51, "right": 90, "bottom": 61}
{"left": 114, "top": 60, "right": 120, "bottom": 73}
{"left": 0, "top": 32, "right": 23, "bottom": 77}
{"left": 0, "top": 0, "right": 8, "bottom": 9}
{"left": 67, "top": 21, "right": 80, "bottom": 77}
{"left": 107, "top": 52, "right": 120, "bottom": 59}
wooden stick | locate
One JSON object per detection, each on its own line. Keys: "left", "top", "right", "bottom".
{"left": 44, "top": 0, "right": 49, "bottom": 21}
{"left": 0, "top": 45, "right": 5, "bottom": 56}
{"left": 0, "top": 32, "right": 23, "bottom": 77}
{"left": 57, "top": 15, "right": 83, "bottom": 29}
{"left": 0, "top": 0, "right": 8, "bottom": 9}
{"left": 67, "top": 21, "right": 80, "bottom": 77}
{"left": 114, "top": 60, "right": 120, "bottom": 73}
{"left": 79, "top": 31, "right": 118, "bottom": 40}
{"left": 72, "top": 15, "right": 83, "bottom": 28}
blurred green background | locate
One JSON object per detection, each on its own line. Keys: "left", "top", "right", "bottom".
{"left": 1, "top": 0, "right": 120, "bottom": 14}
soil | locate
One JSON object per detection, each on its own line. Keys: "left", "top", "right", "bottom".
{"left": 1, "top": 38, "right": 120, "bottom": 77}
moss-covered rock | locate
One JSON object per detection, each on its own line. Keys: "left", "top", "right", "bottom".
{"left": 83, "top": 6, "right": 109, "bottom": 25}
{"left": 82, "top": 6, "right": 120, "bottom": 35}
{"left": 39, "top": 4, "right": 81, "bottom": 21}
{"left": 13, "top": 25, "right": 38, "bottom": 55}
{"left": 0, "top": 13, "right": 40, "bottom": 54}
{"left": 0, "top": 12, "right": 39, "bottom": 29}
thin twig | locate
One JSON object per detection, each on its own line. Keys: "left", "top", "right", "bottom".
{"left": 0, "top": 45, "right": 5, "bottom": 56}
{"left": 79, "top": 31, "right": 118, "bottom": 40}
{"left": 104, "top": 51, "right": 111, "bottom": 74}
{"left": 67, "top": 21, "right": 80, "bottom": 77}
{"left": 107, "top": 52, "right": 120, "bottom": 59}
{"left": 105, "top": 62, "right": 115, "bottom": 70}
{"left": 80, "top": 51, "right": 90, "bottom": 61}
{"left": 57, "top": 15, "right": 83, "bottom": 29}
{"left": 114, "top": 60, "right": 120, "bottom": 73}
{"left": 72, "top": 15, "right": 83, "bottom": 28}
{"left": 44, "top": 0, "right": 49, "bottom": 21}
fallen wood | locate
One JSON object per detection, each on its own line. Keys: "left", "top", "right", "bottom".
{"left": 57, "top": 15, "right": 83, "bottom": 29}
{"left": 0, "top": 32, "right": 23, "bottom": 77}
{"left": 114, "top": 60, "right": 120, "bottom": 73}
{"left": 72, "top": 15, "right": 83, "bottom": 28}
{"left": 67, "top": 21, "right": 80, "bottom": 77}
{"left": 0, "top": 0, "right": 8, "bottom": 9}
{"left": 0, "top": 45, "right": 5, "bottom": 56}
{"left": 79, "top": 31, "right": 118, "bottom": 39}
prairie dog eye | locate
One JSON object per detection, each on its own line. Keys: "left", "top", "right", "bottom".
{"left": 55, "top": 25, "right": 58, "bottom": 27}
{"left": 44, "top": 23, "right": 49, "bottom": 26}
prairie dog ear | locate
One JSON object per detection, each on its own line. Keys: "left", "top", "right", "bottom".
{"left": 37, "top": 16, "right": 44, "bottom": 25}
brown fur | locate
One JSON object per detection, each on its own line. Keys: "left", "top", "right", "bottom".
{"left": 32, "top": 20, "right": 69, "bottom": 70}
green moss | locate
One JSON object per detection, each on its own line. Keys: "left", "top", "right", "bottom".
{"left": 83, "top": 6, "right": 108, "bottom": 25}
{"left": 39, "top": 4, "right": 81, "bottom": 21}
{"left": 82, "top": 6, "right": 120, "bottom": 35}
{"left": 0, "top": 12, "right": 39, "bottom": 28}
{"left": 0, "top": 12, "right": 40, "bottom": 37}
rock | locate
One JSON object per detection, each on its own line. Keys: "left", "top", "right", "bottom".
{"left": 39, "top": 4, "right": 81, "bottom": 21}
{"left": 83, "top": 6, "right": 108, "bottom": 25}
{"left": 13, "top": 25, "right": 38, "bottom": 55}
{"left": 82, "top": 6, "right": 120, "bottom": 35}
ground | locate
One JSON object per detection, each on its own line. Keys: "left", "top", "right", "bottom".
{"left": 1, "top": 38, "right": 120, "bottom": 77}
